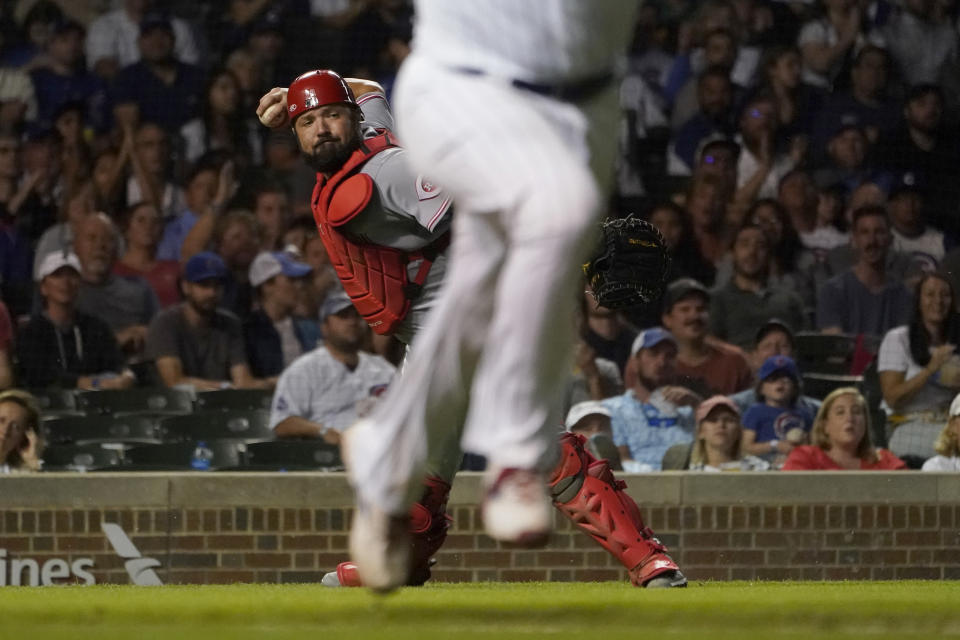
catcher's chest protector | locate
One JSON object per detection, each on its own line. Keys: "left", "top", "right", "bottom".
{"left": 312, "top": 131, "right": 434, "bottom": 335}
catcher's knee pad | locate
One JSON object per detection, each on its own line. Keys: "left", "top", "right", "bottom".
{"left": 549, "top": 432, "right": 679, "bottom": 587}
{"left": 406, "top": 475, "right": 452, "bottom": 586}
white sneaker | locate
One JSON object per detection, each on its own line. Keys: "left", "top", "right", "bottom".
{"left": 349, "top": 499, "right": 411, "bottom": 593}
{"left": 481, "top": 467, "right": 552, "bottom": 547}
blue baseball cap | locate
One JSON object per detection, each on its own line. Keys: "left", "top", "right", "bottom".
{"left": 758, "top": 355, "right": 800, "bottom": 382}
{"left": 249, "top": 251, "right": 312, "bottom": 287}
{"left": 183, "top": 251, "right": 228, "bottom": 283}
{"left": 630, "top": 327, "right": 677, "bottom": 357}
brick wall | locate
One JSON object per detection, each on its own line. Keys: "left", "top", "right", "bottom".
{"left": 1, "top": 472, "right": 958, "bottom": 585}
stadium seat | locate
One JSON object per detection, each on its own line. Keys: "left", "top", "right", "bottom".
{"left": 793, "top": 333, "right": 858, "bottom": 375}
{"left": 661, "top": 442, "right": 692, "bottom": 470}
{"left": 160, "top": 410, "right": 273, "bottom": 443}
{"left": 42, "top": 443, "right": 124, "bottom": 471}
{"left": 801, "top": 373, "right": 863, "bottom": 400}
{"left": 27, "top": 388, "right": 82, "bottom": 418}
{"left": 76, "top": 388, "right": 194, "bottom": 417}
{"left": 123, "top": 441, "right": 245, "bottom": 471}
{"left": 41, "top": 415, "right": 163, "bottom": 447}
{"left": 244, "top": 440, "right": 343, "bottom": 471}
{"left": 193, "top": 389, "right": 274, "bottom": 412}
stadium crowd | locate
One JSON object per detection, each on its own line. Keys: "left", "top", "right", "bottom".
{"left": 2, "top": 0, "right": 960, "bottom": 474}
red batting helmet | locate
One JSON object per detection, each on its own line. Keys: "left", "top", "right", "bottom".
{"left": 286, "top": 70, "right": 357, "bottom": 122}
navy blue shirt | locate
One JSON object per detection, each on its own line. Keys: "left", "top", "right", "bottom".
{"left": 111, "top": 61, "right": 203, "bottom": 132}
{"left": 742, "top": 403, "right": 814, "bottom": 443}
{"left": 31, "top": 68, "right": 108, "bottom": 132}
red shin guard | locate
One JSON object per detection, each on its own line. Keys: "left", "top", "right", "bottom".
{"left": 335, "top": 475, "right": 452, "bottom": 588}
{"left": 549, "top": 432, "right": 680, "bottom": 586}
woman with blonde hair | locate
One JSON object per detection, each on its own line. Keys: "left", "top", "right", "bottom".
{"left": 0, "top": 389, "right": 43, "bottom": 473}
{"left": 921, "top": 394, "right": 960, "bottom": 471}
{"left": 782, "top": 387, "right": 906, "bottom": 470}
{"left": 689, "top": 395, "right": 769, "bottom": 471}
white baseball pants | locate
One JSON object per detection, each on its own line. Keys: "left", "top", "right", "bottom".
{"left": 346, "top": 54, "right": 620, "bottom": 514}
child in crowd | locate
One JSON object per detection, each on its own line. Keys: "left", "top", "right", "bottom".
{"left": 741, "top": 355, "right": 814, "bottom": 465}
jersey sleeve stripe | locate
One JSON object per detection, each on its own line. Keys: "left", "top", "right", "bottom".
{"left": 356, "top": 92, "right": 387, "bottom": 106}
{"left": 426, "top": 197, "right": 452, "bottom": 232}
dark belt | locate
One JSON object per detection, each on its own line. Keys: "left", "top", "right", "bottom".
{"left": 453, "top": 67, "right": 615, "bottom": 103}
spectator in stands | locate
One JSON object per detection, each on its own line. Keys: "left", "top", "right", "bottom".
{"left": 2, "top": 1, "right": 63, "bottom": 71}
{"left": 672, "top": 66, "right": 735, "bottom": 173}
{"left": 0, "top": 65, "right": 36, "bottom": 133}
{"left": 876, "top": 84, "right": 960, "bottom": 239}
{"left": 602, "top": 327, "right": 700, "bottom": 472}
{"left": 54, "top": 102, "right": 94, "bottom": 198}
{"left": 813, "top": 121, "right": 885, "bottom": 195}
{"left": 17, "top": 252, "right": 133, "bottom": 390}
{"left": 888, "top": 174, "right": 945, "bottom": 271}
{"left": 156, "top": 156, "right": 230, "bottom": 262}
{"left": 180, "top": 68, "right": 263, "bottom": 168}
{"left": 778, "top": 169, "right": 845, "bottom": 258}
{"left": 817, "top": 205, "right": 912, "bottom": 337}
{"left": 261, "top": 129, "right": 315, "bottom": 217}
{"left": 685, "top": 173, "right": 730, "bottom": 268}
{"left": 86, "top": 0, "right": 199, "bottom": 80}
{"left": 811, "top": 45, "right": 899, "bottom": 156}
{"left": 562, "top": 307, "right": 624, "bottom": 416}
{"left": 15, "top": 130, "right": 60, "bottom": 243}
{"left": 0, "top": 300, "right": 12, "bottom": 389}
{"left": 797, "top": 0, "right": 885, "bottom": 90}
{"left": 32, "top": 182, "right": 94, "bottom": 281}
{"left": 125, "top": 121, "right": 185, "bottom": 221}
{"left": 668, "top": 28, "right": 740, "bottom": 131}
{"left": 74, "top": 211, "right": 158, "bottom": 357}
{"left": 661, "top": 278, "right": 752, "bottom": 395}
{"left": 145, "top": 251, "right": 271, "bottom": 390}
{"left": 0, "top": 389, "right": 44, "bottom": 473}
{"left": 244, "top": 251, "right": 317, "bottom": 378}
{"left": 688, "top": 395, "right": 769, "bottom": 472}
{"left": 921, "top": 394, "right": 960, "bottom": 471}
{"left": 564, "top": 400, "right": 622, "bottom": 470}
{"left": 710, "top": 224, "right": 807, "bottom": 350}
{"left": 749, "top": 198, "right": 805, "bottom": 289}
{"left": 91, "top": 143, "right": 131, "bottom": 217}
{"left": 212, "top": 209, "right": 260, "bottom": 320}
{"left": 757, "top": 45, "right": 821, "bottom": 138}
{"left": 741, "top": 355, "right": 814, "bottom": 463}
{"left": 110, "top": 11, "right": 203, "bottom": 133}
{"left": 251, "top": 181, "right": 289, "bottom": 252}
{"left": 114, "top": 202, "right": 180, "bottom": 308}
{"left": 581, "top": 288, "right": 638, "bottom": 377}
{"left": 649, "top": 200, "right": 716, "bottom": 287}
{"left": 884, "top": 0, "right": 958, "bottom": 85}
{"left": 731, "top": 319, "right": 822, "bottom": 416}
{"left": 270, "top": 291, "right": 395, "bottom": 443}
{"left": 29, "top": 19, "right": 107, "bottom": 134}
{"left": 782, "top": 387, "right": 906, "bottom": 470}
{"left": 880, "top": 273, "right": 960, "bottom": 461}
{"left": 738, "top": 90, "right": 807, "bottom": 198}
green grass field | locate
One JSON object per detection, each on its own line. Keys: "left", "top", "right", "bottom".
{"left": 2, "top": 581, "right": 959, "bottom": 640}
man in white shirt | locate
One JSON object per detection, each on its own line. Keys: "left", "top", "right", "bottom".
{"left": 888, "top": 173, "right": 945, "bottom": 271}
{"left": 85, "top": 0, "right": 198, "bottom": 79}
{"left": 270, "top": 291, "right": 395, "bottom": 443}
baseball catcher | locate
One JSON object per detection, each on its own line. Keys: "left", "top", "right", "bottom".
{"left": 257, "top": 69, "right": 685, "bottom": 590}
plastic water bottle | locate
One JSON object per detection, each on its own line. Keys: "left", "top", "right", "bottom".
{"left": 191, "top": 441, "right": 214, "bottom": 471}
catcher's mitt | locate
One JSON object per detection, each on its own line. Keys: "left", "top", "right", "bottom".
{"left": 583, "top": 215, "right": 670, "bottom": 310}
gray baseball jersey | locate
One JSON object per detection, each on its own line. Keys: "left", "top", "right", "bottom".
{"left": 270, "top": 346, "right": 396, "bottom": 433}
{"left": 339, "top": 91, "right": 452, "bottom": 343}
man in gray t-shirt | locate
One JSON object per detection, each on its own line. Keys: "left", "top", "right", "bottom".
{"left": 817, "top": 206, "right": 912, "bottom": 338}
{"left": 146, "top": 252, "right": 270, "bottom": 390}
{"left": 73, "top": 212, "right": 158, "bottom": 357}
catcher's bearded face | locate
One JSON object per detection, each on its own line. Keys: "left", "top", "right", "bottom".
{"left": 294, "top": 104, "right": 362, "bottom": 174}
